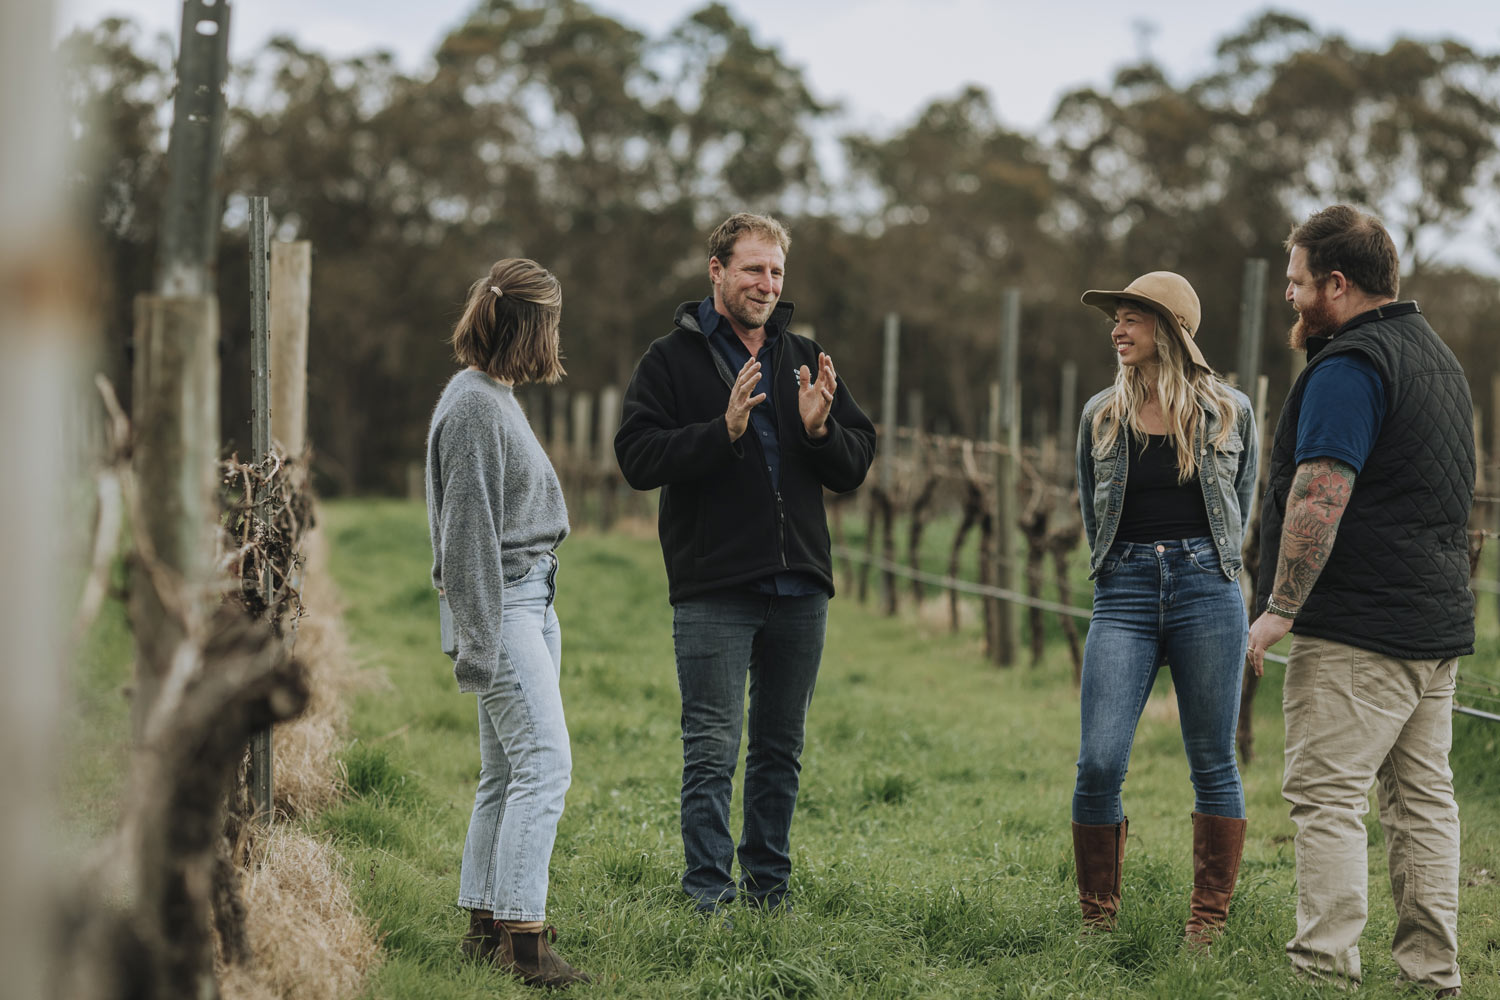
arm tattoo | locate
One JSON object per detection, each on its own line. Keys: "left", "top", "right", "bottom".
{"left": 1272, "top": 458, "right": 1357, "bottom": 609}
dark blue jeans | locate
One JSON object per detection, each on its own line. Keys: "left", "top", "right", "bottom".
{"left": 672, "top": 591, "right": 828, "bottom": 910}
{"left": 1074, "top": 537, "right": 1247, "bottom": 825}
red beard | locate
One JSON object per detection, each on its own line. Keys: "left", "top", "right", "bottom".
{"left": 1287, "top": 290, "right": 1339, "bottom": 350}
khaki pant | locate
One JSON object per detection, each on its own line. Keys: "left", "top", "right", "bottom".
{"left": 1282, "top": 634, "right": 1460, "bottom": 991}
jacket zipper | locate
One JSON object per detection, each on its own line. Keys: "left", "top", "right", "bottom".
{"left": 698, "top": 321, "right": 790, "bottom": 570}
{"left": 769, "top": 337, "right": 788, "bottom": 568}
{"left": 776, "top": 490, "right": 788, "bottom": 567}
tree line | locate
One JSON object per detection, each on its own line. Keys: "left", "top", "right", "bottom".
{"left": 61, "top": 1, "right": 1500, "bottom": 494}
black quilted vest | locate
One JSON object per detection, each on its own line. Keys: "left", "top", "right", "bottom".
{"left": 1257, "top": 302, "right": 1475, "bottom": 659}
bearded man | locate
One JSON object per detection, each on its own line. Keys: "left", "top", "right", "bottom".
{"left": 1247, "top": 204, "right": 1474, "bottom": 996}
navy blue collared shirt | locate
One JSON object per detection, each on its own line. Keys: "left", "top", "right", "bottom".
{"left": 697, "top": 297, "right": 822, "bottom": 597}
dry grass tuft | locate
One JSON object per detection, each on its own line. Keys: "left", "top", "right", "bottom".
{"left": 220, "top": 825, "right": 383, "bottom": 1000}
{"left": 270, "top": 525, "right": 381, "bottom": 816}
{"left": 219, "top": 514, "right": 385, "bottom": 1000}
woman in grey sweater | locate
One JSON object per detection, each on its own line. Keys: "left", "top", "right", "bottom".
{"left": 425, "top": 258, "right": 589, "bottom": 988}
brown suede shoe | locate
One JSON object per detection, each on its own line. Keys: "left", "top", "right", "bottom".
{"left": 504, "top": 925, "right": 593, "bottom": 989}
{"left": 460, "top": 910, "right": 510, "bottom": 965}
{"left": 1072, "top": 818, "right": 1127, "bottom": 930}
{"left": 1184, "top": 812, "right": 1247, "bottom": 949}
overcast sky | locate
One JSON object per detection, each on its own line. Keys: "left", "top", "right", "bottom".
{"left": 54, "top": 0, "right": 1500, "bottom": 135}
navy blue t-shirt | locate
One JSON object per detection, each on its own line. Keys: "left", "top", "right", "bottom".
{"left": 1296, "top": 354, "right": 1386, "bottom": 473}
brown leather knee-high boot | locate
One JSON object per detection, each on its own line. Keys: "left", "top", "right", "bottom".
{"left": 1184, "top": 811, "right": 1247, "bottom": 947}
{"left": 1072, "top": 818, "right": 1127, "bottom": 929}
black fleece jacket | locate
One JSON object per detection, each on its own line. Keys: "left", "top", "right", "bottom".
{"left": 614, "top": 301, "right": 877, "bottom": 604}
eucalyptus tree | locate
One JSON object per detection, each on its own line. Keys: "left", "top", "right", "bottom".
{"left": 1049, "top": 12, "right": 1500, "bottom": 390}
{"left": 58, "top": 17, "right": 175, "bottom": 401}
{"left": 842, "top": 87, "right": 1060, "bottom": 435}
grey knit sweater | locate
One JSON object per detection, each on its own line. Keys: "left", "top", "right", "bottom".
{"left": 426, "top": 370, "right": 569, "bottom": 691}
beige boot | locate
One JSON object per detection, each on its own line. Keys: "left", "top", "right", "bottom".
{"left": 1072, "top": 818, "right": 1127, "bottom": 930}
{"left": 1184, "top": 812, "right": 1247, "bottom": 948}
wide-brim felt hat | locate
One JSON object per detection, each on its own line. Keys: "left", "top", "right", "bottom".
{"left": 1080, "top": 270, "right": 1209, "bottom": 371}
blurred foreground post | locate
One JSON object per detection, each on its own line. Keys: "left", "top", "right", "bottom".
{"left": 0, "top": 2, "right": 82, "bottom": 996}
{"left": 131, "top": 0, "right": 231, "bottom": 731}
{"left": 129, "top": 294, "right": 220, "bottom": 730}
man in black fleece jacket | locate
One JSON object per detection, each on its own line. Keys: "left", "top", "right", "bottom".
{"left": 615, "top": 213, "right": 875, "bottom": 917}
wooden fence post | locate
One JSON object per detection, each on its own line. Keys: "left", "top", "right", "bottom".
{"left": 549, "top": 388, "right": 570, "bottom": 456}
{"left": 879, "top": 313, "right": 900, "bottom": 613}
{"left": 1236, "top": 258, "right": 1268, "bottom": 389}
{"left": 881, "top": 313, "right": 899, "bottom": 493}
{"left": 130, "top": 293, "right": 221, "bottom": 733}
{"left": 597, "top": 385, "right": 621, "bottom": 530}
{"left": 986, "top": 383, "right": 1001, "bottom": 656}
{"left": 906, "top": 388, "right": 929, "bottom": 604}
{"left": 993, "top": 290, "right": 1020, "bottom": 665}
{"left": 571, "top": 390, "right": 593, "bottom": 510}
{"left": 1058, "top": 360, "right": 1078, "bottom": 469}
{"left": 270, "top": 240, "right": 311, "bottom": 457}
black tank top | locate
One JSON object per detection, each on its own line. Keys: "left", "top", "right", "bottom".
{"left": 1114, "top": 433, "right": 1212, "bottom": 543}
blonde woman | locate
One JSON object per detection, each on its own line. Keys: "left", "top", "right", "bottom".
{"left": 1072, "top": 272, "right": 1257, "bottom": 946}
{"left": 425, "top": 258, "right": 590, "bottom": 988}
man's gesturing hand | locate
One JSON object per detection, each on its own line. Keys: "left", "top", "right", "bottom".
{"left": 726, "top": 357, "right": 766, "bottom": 442}
{"left": 798, "top": 352, "right": 837, "bottom": 439}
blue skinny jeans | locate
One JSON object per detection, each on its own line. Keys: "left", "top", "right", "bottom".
{"left": 1073, "top": 537, "right": 1247, "bottom": 825}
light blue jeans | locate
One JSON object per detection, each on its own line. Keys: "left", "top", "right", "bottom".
{"left": 457, "top": 553, "right": 572, "bottom": 921}
{"left": 1074, "top": 537, "right": 1248, "bottom": 825}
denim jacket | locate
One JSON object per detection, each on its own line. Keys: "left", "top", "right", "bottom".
{"left": 1076, "top": 386, "right": 1258, "bottom": 581}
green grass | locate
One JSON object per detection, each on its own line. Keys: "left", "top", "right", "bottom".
{"left": 318, "top": 498, "right": 1500, "bottom": 999}
{"left": 57, "top": 558, "right": 135, "bottom": 846}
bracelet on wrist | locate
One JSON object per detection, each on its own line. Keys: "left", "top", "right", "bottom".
{"left": 1266, "top": 596, "right": 1299, "bottom": 619}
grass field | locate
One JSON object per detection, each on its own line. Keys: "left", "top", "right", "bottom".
{"left": 313, "top": 498, "right": 1500, "bottom": 999}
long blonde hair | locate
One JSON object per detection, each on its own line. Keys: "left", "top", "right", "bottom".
{"left": 1090, "top": 307, "right": 1239, "bottom": 482}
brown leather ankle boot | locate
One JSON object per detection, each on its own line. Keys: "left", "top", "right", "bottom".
{"left": 504, "top": 925, "right": 593, "bottom": 989}
{"left": 1184, "top": 811, "right": 1247, "bottom": 948}
{"left": 460, "top": 910, "right": 510, "bottom": 965}
{"left": 1072, "top": 818, "right": 1127, "bottom": 929}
